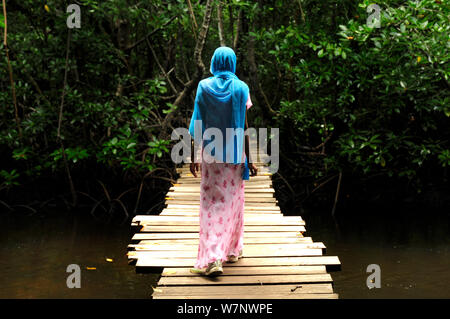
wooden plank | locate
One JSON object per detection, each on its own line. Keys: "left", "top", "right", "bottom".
{"left": 132, "top": 236, "right": 310, "bottom": 244}
{"left": 174, "top": 184, "right": 274, "bottom": 189}
{"left": 159, "top": 210, "right": 282, "bottom": 216}
{"left": 166, "top": 198, "right": 277, "bottom": 203}
{"left": 178, "top": 175, "right": 273, "bottom": 180}
{"left": 135, "top": 256, "right": 340, "bottom": 268}
{"left": 175, "top": 170, "right": 271, "bottom": 174}
{"left": 157, "top": 274, "right": 332, "bottom": 286}
{"left": 176, "top": 180, "right": 272, "bottom": 185}
{"left": 131, "top": 242, "right": 324, "bottom": 250}
{"left": 166, "top": 192, "right": 274, "bottom": 198}
{"left": 170, "top": 187, "right": 275, "bottom": 193}
{"left": 159, "top": 209, "right": 282, "bottom": 215}
{"left": 176, "top": 166, "right": 270, "bottom": 173}
{"left": 133, "top": 237, "right": 312, "bottom": 245}
{"left": 161, "top": 206, "right": 281, "bottom": 211}
{"left": 175, "top": 168, "right": 269, "bottom": 173}
{"left": 165, "top": 200, "right": 277, "bottom": 205}
{"left": 166, "top": 204, "right": 281, "bottom": 211}
{"left": 140, "top": 225, "right": 306, "bottom": 233}
{"left": 138, "top": 220, "right": 303, "bottom": 227}
{"left": 151, "top": 283, "right": 334, "bottom": 296}
{"left": 129, "top": 247, "right": 323, "bottom": 259}
{"left": 133, "top": 215, "right": 304, "bottom": 226}
{"left": 161, "top": 265, "right": 327, "bottom": 276}
{"left": 161, "top": 207, "right": 281, "bottom": 212}
{"left": 179, "top": 176, "right": 272, "bottom": 181}
{"left": 129, "top": 242, "right": 325, "bottom": 252}
{"left": 166, "top": 200, "right": 278, "bottom": 206}
{"left": 132, "top": 231, "right": 303, "bottom": 240}
{"left": 133, "top": 215, "right": 303, "bottom": 222}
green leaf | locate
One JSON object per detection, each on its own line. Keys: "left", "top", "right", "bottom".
{"left": 420, "top": 21, "right": 428, "bottom": 29}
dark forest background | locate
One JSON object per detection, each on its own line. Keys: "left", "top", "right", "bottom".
{"left": 1, "top": 0, "right": 449, "bottom": 218}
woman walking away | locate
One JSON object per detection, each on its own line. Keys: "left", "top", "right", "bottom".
{"left": 188, "top": 47, "right": 257, "bottom": 277}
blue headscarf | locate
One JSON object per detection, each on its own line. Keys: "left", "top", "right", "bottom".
{"left": 189, "top": 47, "right": 250, "bottom": 180}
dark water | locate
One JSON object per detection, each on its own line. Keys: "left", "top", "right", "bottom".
{"left": 303, "top": 204, "right": 450, "bottom": 298}
{"left": 0, "top": 211, "right": 156, "bottom": 298}
{"left": 1, "top": 205, "right": 449, "bottom": 299}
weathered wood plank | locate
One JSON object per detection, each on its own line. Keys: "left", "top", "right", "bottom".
{"left": 165, "top": 199, "right": 280, "bottom": 210}
{"left": 133, "top": 237, "right": 313, "bottom": 246}
{"left": 159, "top": 209, "right": 282, "bottom": 215}
{"left": 135, "top": 256, "right": 341, "bottom": 268}
{"left": 166, "top": 204, "right": 280, "bottom": 211}
{"left": 132, "top": 237, "right": 310, "bottom": 245}
{"left": 159, "top": 210, "right": 282, "bottom": 216}
{"left": 176, "top": 181, "right": 272, "bottom": 185}
{"left": 166, "top": 192, "right": 274, "bottom": 198}
{"left": 140, "top": 225, "right": 306, "bottom": 233}
{"left": 179, "top": 175, "right": 272, "bottom": 181}
{"left": 161, "top": 265, "right": 327, "bottom": 276}
{"left": 157, "top": 274, "right": 333, "bottom": 286}
{"left": 132, "top": 231, "right": 303, "bottom": 240}
{"left": 129, "top": 242, "right": 326, "bottom": 253}
{"left": 151, "top": 283, "right": 334, "bottom": 296}
{"left": 170, "top": 187, "right": 275, "bottom": 193}
{"left": 166, "top": 197, "right": 277, "bottom": 202}
{"left": 133, "top": 215, "right": 304, "bottom": 226}
{"left": 133, "top": 215, "right": 303, "bottom": 222}
{"left": 129, "top": 247, "right": 323, "bottom": 259}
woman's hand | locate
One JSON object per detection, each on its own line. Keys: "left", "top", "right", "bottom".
{"left": 190, "top": 162, "right": 200, "bottom": 177}
{"left": 249, "top": 163, "right": 258, "bottom": 176}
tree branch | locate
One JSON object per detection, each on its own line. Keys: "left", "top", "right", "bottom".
{"left": 247, "top": 25, "right": 277, "bottom": 118}
{"left": 296, "top": 0, "right": 306, "bottom": 23}
{"left": 233, "top": 9, "right": 242, "bottom": 50}
{"left": 124, "top": 16, "right": 177, "bottom": 51}
{"left": 159, "top": 0, "right": 214, "bottom": 137}
{"left": 146, "top": 38, "right": 178, "bottom": 94}
{"left": 187, "top": 0, "right": 198, "bottom": 41}
{"left": 2, "top": 0, "right": 22, "bottom": 139}
{"left": 217, "top": 0, "right": 226, "bottom": 46}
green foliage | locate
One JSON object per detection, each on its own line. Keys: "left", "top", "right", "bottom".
{"left": 0, "top": 0, "right": 448, "bottom": 203}
{"left": 0, "top": 1, "right": 176, "bottom": 192}
{"left": 0, "top": 169, "right": 20, "bottom": 189}
{"left": 0, "top": 13, "right": 5, "bottom": 29}
{"left": 267, "top": 0, "right": 450, "bottom": 190}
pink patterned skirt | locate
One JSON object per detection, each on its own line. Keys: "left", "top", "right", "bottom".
{"left": 194, "top": 161, "right": 245, "bottom": 269}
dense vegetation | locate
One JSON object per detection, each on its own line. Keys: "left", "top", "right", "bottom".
{"left": 1, "top": 0, "right": 449, "bottom": 216}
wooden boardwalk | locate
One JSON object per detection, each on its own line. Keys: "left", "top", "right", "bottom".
{"left": 128, "top": 161, "right": 341, "bottom": 299}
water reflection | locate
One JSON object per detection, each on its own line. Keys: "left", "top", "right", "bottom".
{"left": 1, "top": 204, "right": 449, "bottom": 298}
{"left": 302, "top": 204, "right": 450, "bottom": 298}
{"left": 1, "top": 211, "right": 157, "bottom": 298}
